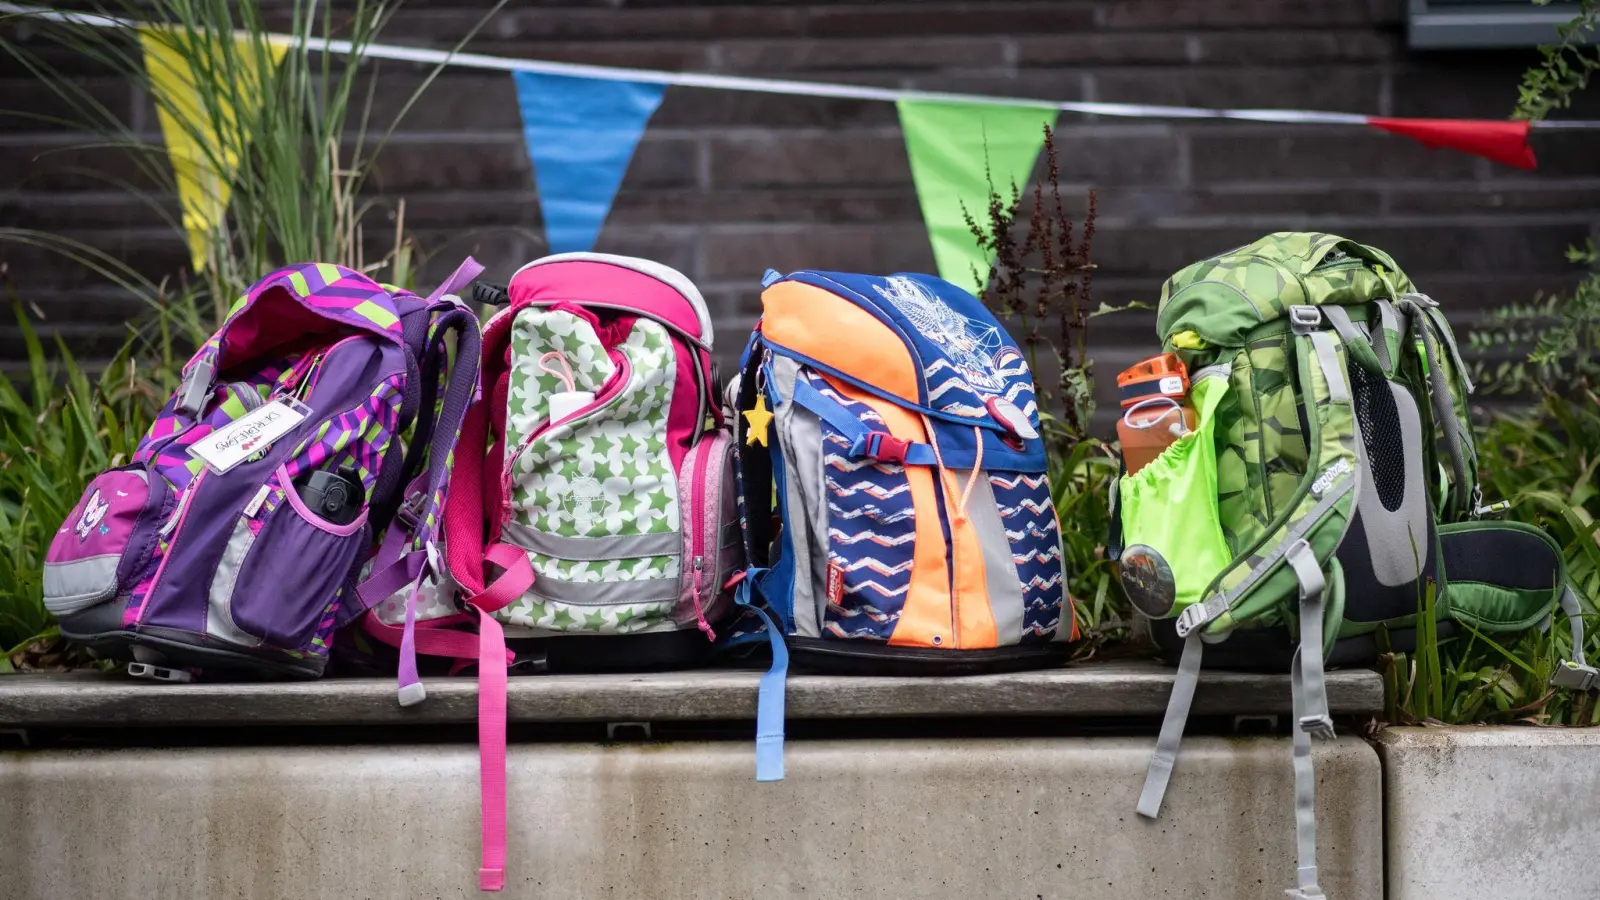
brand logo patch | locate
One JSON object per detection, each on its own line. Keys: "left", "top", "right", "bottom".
{"left": 1311, "top": 458, "right": 1353, "bottom": 496}
{"left": 74, "top": 489, "right": 110, "bottom": 542}
{"left": 826, "top": 561, "right": 846, "bottom": 606}
{"left": 559, "top": 476, "right": 608, "bottom": 533}
{"left": 872, "top": 275, "right": 1008, "bottom": 391}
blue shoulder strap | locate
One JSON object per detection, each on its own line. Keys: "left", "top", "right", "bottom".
{"left": 789, "top": 378, "right": 939, "bottom": 467}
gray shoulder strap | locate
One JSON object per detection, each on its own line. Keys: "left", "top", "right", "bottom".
{"left": 1551, "top": 586, "right": 1598, "bottom": 691}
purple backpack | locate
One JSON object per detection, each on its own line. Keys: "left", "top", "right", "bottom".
{"left": 43, "top": 260, "right": 483, "bottom": 680}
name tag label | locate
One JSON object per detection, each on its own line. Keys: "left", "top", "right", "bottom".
{"left": 188, "top": 399, "right": 310, "bottom": 474}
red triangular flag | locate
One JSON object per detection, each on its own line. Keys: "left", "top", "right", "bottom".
{"left": 1367, "top": 117, "right": 1536, "bottom": 170}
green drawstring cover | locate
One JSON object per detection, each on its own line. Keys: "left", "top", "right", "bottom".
{"left": 1118, "top": 375, "right": 1232, "bottom": 616}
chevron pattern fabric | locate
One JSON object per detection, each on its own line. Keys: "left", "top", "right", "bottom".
{"left": 813, "top": 372, "right": 915, "bottom": 641}
{"left": 990, "top": 472, "right": 1065, "bottom": 642}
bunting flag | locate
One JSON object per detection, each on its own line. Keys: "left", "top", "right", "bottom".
{"left": 1366, "top": 117, "right": 1537, "bottom": 171}
{"left": 138, "top": 27, "right": 287, "bottom": 271}
{"left": 18, "top": 2, "right": 1585, "bottom": 283}
{"left": 897, "top": 101, "right": 1057, "bottom": 294}
{"left": 514, "top": 71, "right": 665, "bottom": 255}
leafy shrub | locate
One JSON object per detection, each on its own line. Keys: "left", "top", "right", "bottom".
{"left": 965, "top": 126, "right": 1134, "bottom": 653}
{"left": 0, "top": 300, "right": 187, "bottom": 664}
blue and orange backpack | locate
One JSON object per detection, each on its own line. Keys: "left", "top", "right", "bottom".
{"left": 724, "top": 268, "right": 1076, "bottom": 779}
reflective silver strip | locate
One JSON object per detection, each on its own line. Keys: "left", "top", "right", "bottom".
{"left": 207, "top": 517, "right": 262, "bottom": 647}
{"left": 502, "top": 521, "right": 681, "bottom": 561}
{"left": 1136, "top": 632, "right": 1203, "bottom": 819}
{"left": 527, "top": 574, "right": 681, "bottom": 607}
{"left": 967, "top": 474, "right": 1025, "bottom": 646}
{"left": 42, "top": 556, "right": 119, "bottom": 615}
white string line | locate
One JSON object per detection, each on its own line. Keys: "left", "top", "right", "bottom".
{"left": 4, "top": 1, "right": 1598, "bottom": 129}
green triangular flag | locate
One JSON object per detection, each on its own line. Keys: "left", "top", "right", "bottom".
{"left": 897, "top": 100, "right": 1057, "bottom": 295}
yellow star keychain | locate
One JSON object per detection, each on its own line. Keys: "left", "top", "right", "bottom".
{"left": 744, "top": 394, "right": 774, "bottom": 447}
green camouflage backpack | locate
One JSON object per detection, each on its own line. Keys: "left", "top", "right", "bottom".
{"left": 1112, "top": 232, "right": 1593, "bottom": 900}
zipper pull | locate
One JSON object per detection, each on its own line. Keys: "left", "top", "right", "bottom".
{"left": 244, "top": 484, "right": 272, "bottom": 518}
{"left": 1472, "top": 500, "right": 1512, "bottom": 518}
{"left": 690, "top": 557, "right": 715, "bottom": 642}
{"left": 159, "top": 485, "right": 196, "bottom": 537}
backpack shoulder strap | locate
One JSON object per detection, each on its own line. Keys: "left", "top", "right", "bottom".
{"left": 1397, "top": 293, "right": 1481, "bottom": 520}
{"left": 1141, "top": 306, "right": 1358, "bottom": 900}
{"left": 1183, "top": 306, "right": 1361, "bottom": 638}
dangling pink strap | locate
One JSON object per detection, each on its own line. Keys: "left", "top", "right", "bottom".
{"left": 475, "top": 605, "right": 508, "bottom": 892}
{"left": 361, "top": 613, "right": 512, "bottom": 665}
{"left": 471, "top": 543, "right": 535, "bottom": 613}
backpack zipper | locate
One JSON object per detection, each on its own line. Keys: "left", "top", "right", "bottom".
{"left": 690, "top": 435, "right": 714, "bottom": 591}
{"left": 134, "top": 466, "right": 211, "bottom": 625}
{"left": 687, "top": 434, "right": 720, "bottom": 637}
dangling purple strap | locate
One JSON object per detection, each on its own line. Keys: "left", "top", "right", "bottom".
{"left": 427, "top": 257, "right": 486, "bottom": 306}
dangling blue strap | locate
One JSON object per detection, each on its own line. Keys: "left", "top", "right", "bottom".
{"left": 734, "top": 570, "right": 787, "bottom": 782}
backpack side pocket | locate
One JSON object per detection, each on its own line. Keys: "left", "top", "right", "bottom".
{"left": 44, "top": 466, "right": 171, "bottom": 616}
{"left": 1118, "top": 374, "right": 1232, "bottom": 619}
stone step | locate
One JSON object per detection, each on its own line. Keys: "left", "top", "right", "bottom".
{"left": 0, "top": 660, "right": 1384, "bottom": 727}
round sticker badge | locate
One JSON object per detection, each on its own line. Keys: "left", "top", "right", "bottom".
{"left": 1119, "top": 544, "right": 1178, "bottom": 618}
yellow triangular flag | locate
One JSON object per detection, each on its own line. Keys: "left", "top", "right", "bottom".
{"left": 138, "top": 27, "right": 287, "bottom": 272}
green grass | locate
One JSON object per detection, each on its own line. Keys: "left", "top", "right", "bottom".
{"left": 0, "top": 0, "right": 506, "bottom": 667}
{"left": 0, "top": 302, "right": 186, "bottom": 658}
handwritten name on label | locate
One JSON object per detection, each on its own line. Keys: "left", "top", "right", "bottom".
{"left": 187, "top": 399, "right": 309, "bottom": 473}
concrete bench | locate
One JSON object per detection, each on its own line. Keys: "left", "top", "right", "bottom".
{"left": 0, "top": 663, "right": 1386, "bottom": 900}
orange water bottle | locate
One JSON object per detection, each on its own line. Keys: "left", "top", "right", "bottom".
{"left": 1116, "top": 353, "right": 1197, "bottom": 475}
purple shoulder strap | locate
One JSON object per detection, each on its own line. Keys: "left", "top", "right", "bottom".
{"left": 350, "top": 259, "right": 485, "bottom": 615}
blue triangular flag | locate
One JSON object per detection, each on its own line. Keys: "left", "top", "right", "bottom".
{"left": 514, "top": 70, "right": 666, "bottom": 255}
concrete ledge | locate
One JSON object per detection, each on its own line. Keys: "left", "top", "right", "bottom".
{"left": 1377, "top": 726, "right": 1600, "bottom": 900}
{"left": 0, "top": 661, "right": 1383, "bottom": 726}
{"left": 0, "top": 736, "right": 1382, "bottom": 900}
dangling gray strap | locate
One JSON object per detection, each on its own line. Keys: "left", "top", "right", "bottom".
{"left": 1137, "top": 631, "right": 1204, "bottom": 819}
{"left": 1564, "top": 586, "right": 1588, "bottom": 669}
{"left": 1412, "top": 315, "right": 1474, "bottom": 508}
{"left": 1417, "top": 303, "right": 1474, "bottom": 395}
{"left": 1288, "top": 651, "right": 1328, "bottom": 900}
{"left": 1551, "top": 586, "right": 1598, "bottom": 691}
{"left": 1286, "top": 538, "right": 1331, "bottom": 900}
{"left": 1287, "top": 540, "right": 1333, "bottom": 736}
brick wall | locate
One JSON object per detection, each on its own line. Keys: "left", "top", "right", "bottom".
{"left": 2, "top": 0, "right": 1597, "bottom": 425}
